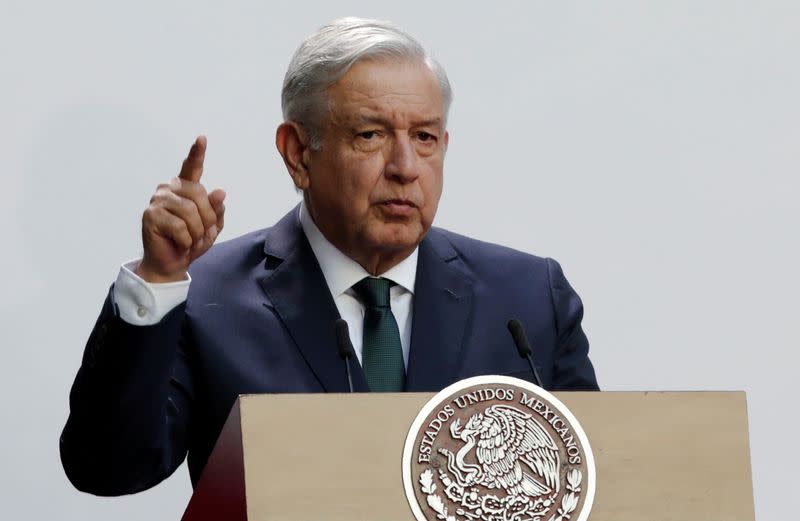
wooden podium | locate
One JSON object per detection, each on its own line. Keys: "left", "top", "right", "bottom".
{"left": 182, "top": 391, "right": 755, "bottom": 520}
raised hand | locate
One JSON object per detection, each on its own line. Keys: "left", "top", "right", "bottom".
{"left": 136, "top": 136, "right": 226, "bottom": 283}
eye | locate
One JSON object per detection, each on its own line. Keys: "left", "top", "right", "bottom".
{"left": 357, "top": 130, "right": 378, "bottom": 140}
{"left": 417, "top": 131, "right": 437, "bottom": 142}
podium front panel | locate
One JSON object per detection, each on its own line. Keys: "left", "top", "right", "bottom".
{"left": 229, "top": 391, "right": 754, "bottom": 521}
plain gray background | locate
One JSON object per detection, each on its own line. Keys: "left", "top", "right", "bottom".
{"left": 1, "top": 1, "right": 797, "bottom": 519}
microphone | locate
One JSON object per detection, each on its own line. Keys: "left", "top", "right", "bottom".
{"left": 507, "top": 319, "right": 544, "bottom": 388}
{"left": 335, "top": 319, "right": 355, "bottom": 393}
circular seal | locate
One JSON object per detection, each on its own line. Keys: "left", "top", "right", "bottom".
{"left": 402, "top": 376, "right": 595, "bottom": 521}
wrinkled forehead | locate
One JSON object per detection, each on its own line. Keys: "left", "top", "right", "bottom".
{"left": 324, "top": 58, "right": 445, "bottom": 128}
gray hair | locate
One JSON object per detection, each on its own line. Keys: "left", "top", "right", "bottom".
{"left": 281, "top": 17, "right": 453, "bottom": 149}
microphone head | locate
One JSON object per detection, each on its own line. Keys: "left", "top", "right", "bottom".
{"left": 507, "top": 319, "right": 532, "bottom": 358}
{"left": 335, "top": 319, "right": 355, "bottom": 360}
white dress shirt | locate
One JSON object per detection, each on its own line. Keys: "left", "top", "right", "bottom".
{"left": 112, "top": 204, "right": 417, "bottom": 368}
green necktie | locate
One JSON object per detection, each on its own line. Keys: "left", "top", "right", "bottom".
{"left": 353, "top": 277, "right": 405, "bottom": 392}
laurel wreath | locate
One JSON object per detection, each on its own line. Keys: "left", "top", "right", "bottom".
{"left": 420, "top": 469, "right": 458, "bottom": 521}
{"left": 548, "top": 468, "right": 582, "bottom": 521}
{"left": 419, "top": 467, "right": 583, "bottom": 521}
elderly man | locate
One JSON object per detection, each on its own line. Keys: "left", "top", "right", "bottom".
{"left": 61, "top": 17, "right": 597, "bottom": 496}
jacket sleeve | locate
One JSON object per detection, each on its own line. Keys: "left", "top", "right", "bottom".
{"left": 546, "top": 258, "right": 600, "bottom": 391}
{"left": 59, "top": 286, "right": 194, "bottom": 495}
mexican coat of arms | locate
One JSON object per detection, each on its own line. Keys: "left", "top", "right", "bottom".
{"left": 402, "top": 376, "right": 595, "bottom": 521}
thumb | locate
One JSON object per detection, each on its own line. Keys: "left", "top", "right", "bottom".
{"left": 209, "top": 187, "right": 226, "bottom": 207}
{"left": 209, "top": 187, "right": 226, "bottom": 233}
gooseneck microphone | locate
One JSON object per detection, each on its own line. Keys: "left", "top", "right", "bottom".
{"left": 507, "top": 319, "right": 544, "bottom": 388}
{"left": 335, "top": 319, "right": 356, "bottom": 393}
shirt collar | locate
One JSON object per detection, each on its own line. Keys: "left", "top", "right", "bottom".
{"left": 299, "top": 202, "right": 418, "bottom": 298}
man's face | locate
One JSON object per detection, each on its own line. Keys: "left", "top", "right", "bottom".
{"left": 302, "top": 58, "right": 448, "bottom": 272}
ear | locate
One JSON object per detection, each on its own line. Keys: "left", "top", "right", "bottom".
{"left": 276, "top": 122, "right": 312, "bottom": 190}
{"left": 443, "top": 130, "right": 449, "bottom": 151}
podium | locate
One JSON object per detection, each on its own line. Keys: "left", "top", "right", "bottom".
{"left": 182, "top": 391, "right": 755, "bottom": 520}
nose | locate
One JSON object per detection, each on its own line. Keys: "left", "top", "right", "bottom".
{"left": 384, "top": 134, "right": 419, "bottom": 183}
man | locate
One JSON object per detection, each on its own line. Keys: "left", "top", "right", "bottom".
{"left": 61, "top": 17, "right": 597, "bottom": 496}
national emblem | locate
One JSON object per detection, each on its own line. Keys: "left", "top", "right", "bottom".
{"left": 402, "top": 376, "right": 595, "bottom": 521}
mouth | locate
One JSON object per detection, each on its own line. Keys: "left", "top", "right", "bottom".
{"left": 378, "top": 198, "right": 417, "bottom": 217}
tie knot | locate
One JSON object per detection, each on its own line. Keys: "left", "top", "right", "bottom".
{"left": 353, "top": 277, "right": 394, "bottom": 308}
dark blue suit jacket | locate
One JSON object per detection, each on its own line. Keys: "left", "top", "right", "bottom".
{"left": 60, "top": 207, "right": 597, "bottom": 496}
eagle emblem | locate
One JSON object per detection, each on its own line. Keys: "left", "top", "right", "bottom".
{"left": 438, "top": 404, "right": 560, "bottom": 499}
{"left": 403, "top": 376, "right": 595, "bottom": 521}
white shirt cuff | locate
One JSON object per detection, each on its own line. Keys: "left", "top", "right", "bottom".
{"left": 113, "top": 259, "right": 191, "bottom": 326}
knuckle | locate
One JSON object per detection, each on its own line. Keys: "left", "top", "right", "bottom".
{"left": 186, "top": 218, "right": 204, "bottom": 238}
{"left": 142, "top": 205, "right": 159, "bottom": 222}
{"left": 172, "top": 219, "right": 190, "bottom": 238}
{"left": 177, "top": 200, "right": 201, "bottom": 224}
{"left": 178, "top": 196, "right": 196, "bottom": 211}
{"left": 152, "top": 184, "right": 170, "bottom": 200}
{"left": 168, "top": 219, "right": 182, "bottom": 234}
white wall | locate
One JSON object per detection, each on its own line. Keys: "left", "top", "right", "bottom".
{"left": 1, "top": 1, "right": 797, "bottom": 519}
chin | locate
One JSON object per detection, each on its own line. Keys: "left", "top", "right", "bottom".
{"left": 369, "top": 223, "right": 426, "bottom": 252}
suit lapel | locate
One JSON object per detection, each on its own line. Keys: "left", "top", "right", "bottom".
{"left": 257, "top": 208, "right": 369, "bottom": 393}
{"left": 406, "top": 230, "right": 474, "bottom": 391}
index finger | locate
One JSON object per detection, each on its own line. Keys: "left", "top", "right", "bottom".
{"left": 179, "top": 135, "right": 207, "bottom": 183}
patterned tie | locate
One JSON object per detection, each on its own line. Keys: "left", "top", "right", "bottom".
{"left": 352, "top": 277, "right": 405, "bottom": 392}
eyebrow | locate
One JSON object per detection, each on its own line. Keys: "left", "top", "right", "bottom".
{"left": 352, "top": 115, "right": 443, "bottom": 128}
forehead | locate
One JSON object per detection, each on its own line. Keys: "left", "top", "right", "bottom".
{"left": 326, "top": 58, "right": 444, "bottom": 126}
